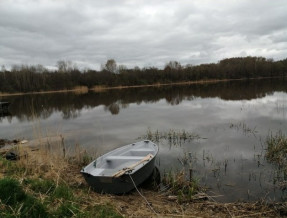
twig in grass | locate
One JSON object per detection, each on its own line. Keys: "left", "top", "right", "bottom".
{"left": 235, "top": 210, "right": 274, "bottom": 218}
{"left": 115, "top": 207, "right": 125, "bottom": 217}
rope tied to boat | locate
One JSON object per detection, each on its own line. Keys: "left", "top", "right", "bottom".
{"left": 128, "top": 174, "right": 158, "bottom": 215}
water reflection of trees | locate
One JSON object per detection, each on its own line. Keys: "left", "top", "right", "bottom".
{"left": 0, "top": 111, "right": 11, "bottom": 122}
{"left": 104, "top": 103, "right": 120, "bottom": 115}
{"left": 3, "top": 79, "right": 287, "bottom": 120}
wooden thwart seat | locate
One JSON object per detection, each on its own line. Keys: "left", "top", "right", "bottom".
{"left": 105, "top": 156, "right": 143, "bottom": 162}
{"left": 113, "top": 154, "right": 154, "bottom": 178}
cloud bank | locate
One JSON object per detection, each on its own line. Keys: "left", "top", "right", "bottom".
{"left": 0, "top": 0, "right": 286, "bottom": 70}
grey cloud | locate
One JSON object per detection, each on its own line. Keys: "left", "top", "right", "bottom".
{"left": 0, "top": 0, "right": 286, "bottom": 69}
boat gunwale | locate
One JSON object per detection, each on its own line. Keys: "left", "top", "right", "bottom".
{"left": 81, "top": 140, "right": 158, "bottom": 177}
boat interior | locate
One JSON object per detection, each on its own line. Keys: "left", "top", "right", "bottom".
{"left": 83, "top": 141, "right": 158, "bottom": 177}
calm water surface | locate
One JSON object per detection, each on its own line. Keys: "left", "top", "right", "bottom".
{"left": 1, "top": 79, "right": 287, "bottom": 202}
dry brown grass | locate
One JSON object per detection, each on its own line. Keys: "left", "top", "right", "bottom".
{"left": 91, "top": 85, "right": 108, "bottom": 92}
{"left": 0, "top": 137, "right": 92, "bottom": 185}
{"left": 73, "top": 86, "right": 89, "bottom": 94}
{"left": 0, "top": 86, "right": 89, "bottom": 97}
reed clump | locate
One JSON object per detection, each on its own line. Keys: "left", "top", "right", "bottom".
{"left": 140, "top": 128, "right": 202, "bottom": 146}
{"left": 266, "top": 131, "right": 287, "bottom": 166}
{"left": 266, "top": 131, "right": 287, "bottom": 189}
{"left": 229, "top": 121, "right": 257, "bottom": 136}
{"left": 162, "top": 170, "right": 202, "bottom": 203}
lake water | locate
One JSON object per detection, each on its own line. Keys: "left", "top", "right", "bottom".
{"left": 1, "top": 79, "right": 287, "bottom": 202}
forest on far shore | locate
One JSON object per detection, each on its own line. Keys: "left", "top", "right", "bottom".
{"left": 0, "top": 56, "right": 287, "bottom": 93}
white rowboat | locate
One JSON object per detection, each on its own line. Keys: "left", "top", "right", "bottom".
{"left": 81, "top": 140, "right": 159, "bottom": 194}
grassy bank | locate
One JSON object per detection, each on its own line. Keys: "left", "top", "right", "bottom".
{"left": 0, "top": 86, "right": 89, "bottom": 97}
{"left": 0, "top": 139, "right": 286, "bottom": 217}
{"left": 0, "top": 78, "right": 227, "bottom": 97}
{"left": 0, "top": 143, "right": 121, "bottom": 217}
{"left": 0, "top": 176, "right": 120, "bottom": 218}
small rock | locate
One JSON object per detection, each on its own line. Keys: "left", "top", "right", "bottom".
{"left": 5, "top": 150, "right": 20, "bottom": 161}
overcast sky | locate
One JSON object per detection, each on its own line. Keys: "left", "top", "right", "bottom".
{"left": 0, "top": 0, "right": 286, "bottom": 70}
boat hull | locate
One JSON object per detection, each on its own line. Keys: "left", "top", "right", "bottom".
{"left": 81, "top": 140, "right": 158, "bottom": 194}
{"left": 81, "top": 155, "right": 156, "bottom": 194}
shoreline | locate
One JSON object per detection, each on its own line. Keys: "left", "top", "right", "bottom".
{"left": 0, "top": 142, "right": 286, "bottom": 217}
{"left": 0, "top": 76, "right": 285, "bottom": 97}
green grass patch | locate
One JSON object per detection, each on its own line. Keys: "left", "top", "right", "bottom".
{"left": 0, "top": 177, "right": 26, "bottom": 206}
{"left": 18, "top": 195, "right": 48, "bottom": 218}
{"left": 52, "top": 184, "right": 74, "bottom": 201}
{"left": 55, "top": 201, "right": 80, "bottom": 217}
{"left": 0, "top": 177, "right": 48, "bottom": 218}
{"left": 24, "top": 178, "right": 56, "bottom": 195}
{"left": 0, "top": 177, "right": 122, "bottom": 217}
{"left": 78, "top": 204, "right": 123, "bottom": 218}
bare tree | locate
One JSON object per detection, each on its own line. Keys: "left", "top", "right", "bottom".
{"left": 1, "top": 65, "right": 6, "bottom": 72}
{"left": 164, "top": 61, "right": 182, "bottom": 71}
{"left": 105, "top": 59, "right": 117, "bottom": 73}
{"left": 35, "top": 64, "right": 46, "bottom": 73}
{"left": 118, "top": 64, "right": 127, "bottom": 74}
{"left": 57, "top": 60, "right": 77, "bottom": 73}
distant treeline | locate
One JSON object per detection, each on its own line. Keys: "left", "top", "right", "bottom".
{"left": 3, "top": 78, "right": 287, "bottom": 119}
{"left": 0, "top": 56, "right": 287, "bottom": 93}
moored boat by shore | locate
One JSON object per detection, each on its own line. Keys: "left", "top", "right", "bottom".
{"left": 81, "top": 140, "right": 159, "bottom": 194}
